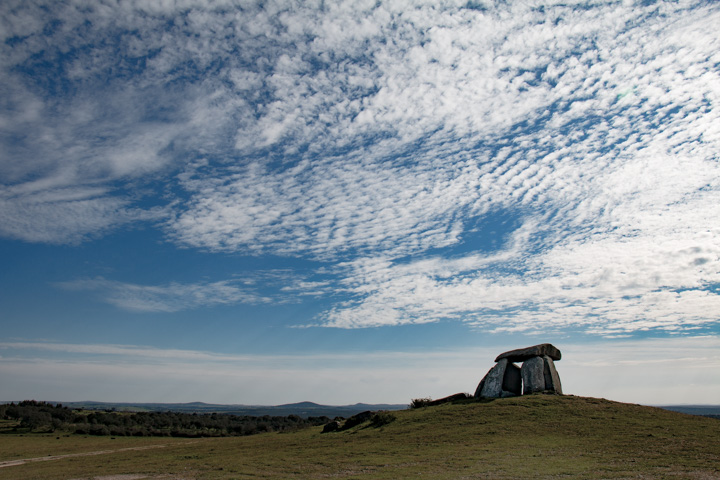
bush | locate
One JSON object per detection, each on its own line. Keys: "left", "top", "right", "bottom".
{"left": 370, "top": 412, "right": 396, "bottom": 427}
{"left": 410, "top": 398, "right": 433, "bottom": 409}
{"left": 0, "top": 401, "right": 331, "bottom": 438}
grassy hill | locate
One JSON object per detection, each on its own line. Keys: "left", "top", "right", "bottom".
{"left": 1, "top": 394, "right": 718, "bottom": 479}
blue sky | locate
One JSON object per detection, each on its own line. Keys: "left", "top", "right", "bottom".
{"left": 1, "top": 0, "right": 719, "bottom": 406}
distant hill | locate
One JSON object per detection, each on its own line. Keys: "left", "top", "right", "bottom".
{"left": 50, "top": 400, "right": 408, "bottom": 418}
{"left": 657, "top": 404, "right": 720, "bottom": 419}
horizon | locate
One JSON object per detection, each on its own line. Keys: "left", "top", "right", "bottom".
{"left": 3, "top": 397, "right": 720, "bottom": 409}
{"left": 1, "top": 1, "right": 719, "bottom": 407}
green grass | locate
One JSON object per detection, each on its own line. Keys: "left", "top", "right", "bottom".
{"left": 1, "top": 395, "right": 718, "bottom": 479}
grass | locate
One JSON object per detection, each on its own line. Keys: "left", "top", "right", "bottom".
{"left": 1, "top": 395, "right": 718, "bottom": 479}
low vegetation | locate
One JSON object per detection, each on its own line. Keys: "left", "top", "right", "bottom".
{"left": 1, "top": 395, "right": 718, "bottom": 479}
{"left": 0, "top": 400, "right": 330, "bottom": 437}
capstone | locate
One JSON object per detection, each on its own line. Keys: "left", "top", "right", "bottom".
{"left": 495, "top": 343, "right": 562, "bottom": 363}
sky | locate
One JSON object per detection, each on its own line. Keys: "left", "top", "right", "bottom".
{"left": 1, "top": 0, "right": 719, "bottom": 407}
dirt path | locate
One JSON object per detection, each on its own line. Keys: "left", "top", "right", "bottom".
{"left": 0, "top": 443, "right": 174, "bottom": 469}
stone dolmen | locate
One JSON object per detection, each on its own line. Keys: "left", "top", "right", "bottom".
{"left": 474, "top": 343, "right": 563, "bottom": 398}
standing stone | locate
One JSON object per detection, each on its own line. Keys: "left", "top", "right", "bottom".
{"left": 502, "top": 361, "right": 522, "bottom": 396}
{"left": 521, "top": 356, "right": 546, "bottom": 394}
{"left": 475, "top": 359, "right": 522, "bottom": 398}
{"left": 475, "top": 358, "right": 508, "bottom": 398}
{"left": 542, "top": 356, "right": 563, "bottom": 394}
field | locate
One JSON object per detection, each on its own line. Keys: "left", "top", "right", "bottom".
{"left": 1, "top": 395, "right": 718, "bottom": 479}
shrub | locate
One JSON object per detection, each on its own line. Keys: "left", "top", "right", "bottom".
{"left": 410, "top": 397, "right": 433, "bottom": 409}
{"left": 370, "top": 411, "right": 396, "bottom": 427}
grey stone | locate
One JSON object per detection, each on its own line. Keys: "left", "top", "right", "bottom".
{"left": 475, "top": 359, "right": 522, "bottom": 398}
{"left": 521, "top": 356, "right": 546, "bottom": 394}
{"left": 502, "top": 361, "right": 522, "bottom": 396}
{"left": 495, "top": 343, "right": 562, "bottom": 363}
{"left": 428, "top": 393, "right": 472, "bottom": 406}
{"left": 475, "top": 358, "right": 508, "bottom": 398}
{"left": 542, "top": 356, "right": 563, "bottom": 394}
{"left": 474, "top": 376, "right": 487, "bottom": 398}
{"left": 341, "top": 410, "right": 374, "bottom": 430}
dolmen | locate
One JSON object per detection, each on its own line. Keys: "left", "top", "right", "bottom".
{"left": 474, "top": 343, "right": 563, "bottom": 398}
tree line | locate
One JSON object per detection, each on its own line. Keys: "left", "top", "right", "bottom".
{"left": 0, "top": 400, "right": 332, "bottom": 437}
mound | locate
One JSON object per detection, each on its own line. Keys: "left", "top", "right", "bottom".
{"left": 2, "top": 395, "right": 718, "bottom": 479}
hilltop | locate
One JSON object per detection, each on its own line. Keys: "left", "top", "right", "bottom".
{"left": 1, "top": 394, "right": 718, "bottom": 479}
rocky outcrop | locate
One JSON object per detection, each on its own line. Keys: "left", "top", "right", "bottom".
{"left": 321, "top": 421, "right": 341, "bottom": 433}
{"left": 428, "top": 393, "right": 472, "bottom": 406}
{"left": 475, "top": 344, "right": 563, "bottom": 398}
{"left": 340, "top": 410, "right": 374, "bottom": 430}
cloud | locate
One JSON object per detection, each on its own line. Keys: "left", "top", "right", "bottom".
{"left": 0, "top": 2, "right": 247, "bottom": 243}
{"left": 57, "top": 277, "right": 271, "bottom": 312}
{"left": 0, "top": 186, "right": 167, "bottom": 244}
{"left": 165, "top": 1, "right": 720, "bottom": 262}
{"left": 2, "top": 1, "right": 719, "bottom": 336}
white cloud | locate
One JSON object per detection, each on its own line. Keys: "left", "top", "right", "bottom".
{"left": 163, "top": 1, "right": 720, "bottom": 261}
{"left": 2, "top": 1, "right": 719, "bottom": 336}
{"left": 57, "top": 277, "right": 271, "bottom": 312}
{"left": 0, "top": 187, "right": 165, "bottom": 244}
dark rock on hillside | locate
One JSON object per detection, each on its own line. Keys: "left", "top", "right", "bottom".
{"left": 321, "top": 421, "right": 341, "bottom": 433}
{"left": 428, "top": 393, "right": 472, "bottom": 406}
{"left": 341, "top": 410, "right": 374, "bottom": 430}
{"left": 494, "top": 343, "right": 561, "bottom": 362}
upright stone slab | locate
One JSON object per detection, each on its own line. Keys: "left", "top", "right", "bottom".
{"left": 495, "top": 343, "right": 562, "bottom": 363}
{"left": 502, "top": 361, "right": 522, "bottom": 396}
{"left": 475, "top": 358, "right": 508, "bottom": 398}
{"left": 542, "top": 356, "right": 562, "bottom": 394}
{"left": 521, "top": 356, "right": 546, "bottom": 394}
{"left": 475, "top": 359, "right": 522, "bottom": 398}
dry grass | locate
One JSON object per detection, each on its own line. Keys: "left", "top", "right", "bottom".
{"left": 1, "top": 395, "right": 718, "bottom": 479}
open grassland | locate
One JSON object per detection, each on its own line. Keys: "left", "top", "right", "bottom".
{"left": 1, "top": 395, "right": 718, "bottom": 479}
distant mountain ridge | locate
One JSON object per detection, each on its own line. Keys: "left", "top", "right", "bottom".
{"left": 657, "top": 405, "right": 720, "bottom": 419}
{"left": 44, "top": 400, "right": 408, "bottom": 418}
{"left": 9, "top": 400, "right": 719, "bottom": 419}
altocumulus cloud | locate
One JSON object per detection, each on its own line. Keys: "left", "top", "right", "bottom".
{"left": 58, "top": 278, "right": 271, "bottom": 313}
{"left": 1, "top": 1, "right": 719, "bottom": 335}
